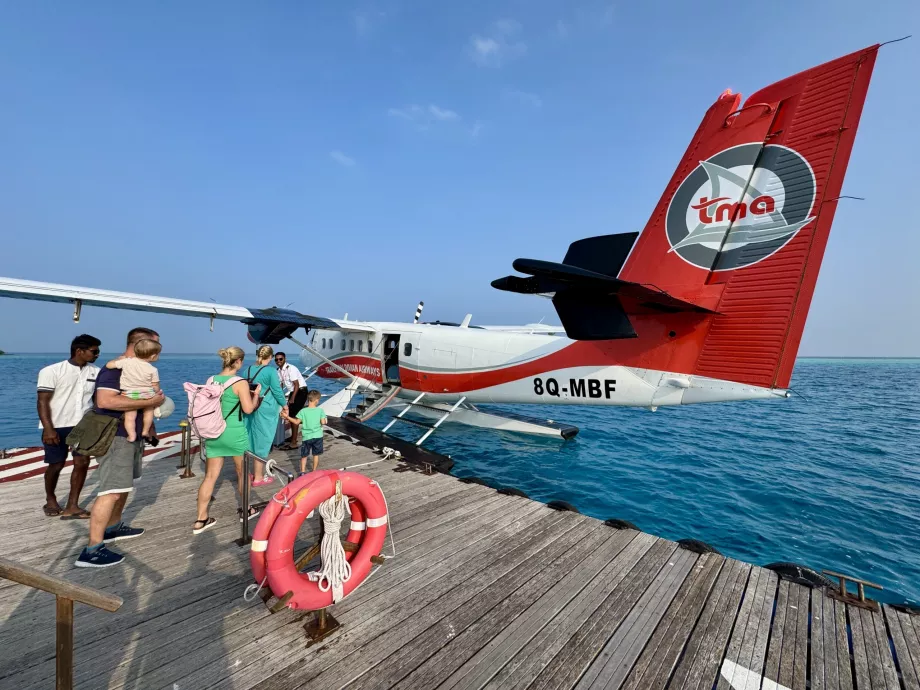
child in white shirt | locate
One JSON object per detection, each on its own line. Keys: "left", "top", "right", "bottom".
{"left": 105, "top": 338, "right": 162, "bottom": 443}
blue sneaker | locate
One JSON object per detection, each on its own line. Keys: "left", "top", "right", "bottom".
{"left": 74, "top": 545, "right": 124, "bottom": 568}
{"left": 103, "top": 523, "right": 145, "bottom": 543}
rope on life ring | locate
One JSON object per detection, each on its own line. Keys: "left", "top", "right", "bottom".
{"left": 305, "top": 483, "right": 352, "bottom": 602}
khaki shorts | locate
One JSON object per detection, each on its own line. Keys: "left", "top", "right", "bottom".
{"left": 96, "top": 436, "right": 144, "bottom": 495}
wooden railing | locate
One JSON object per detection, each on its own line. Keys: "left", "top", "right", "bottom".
{"left": 0, "top": 557, "right": 123, "bottom": 690}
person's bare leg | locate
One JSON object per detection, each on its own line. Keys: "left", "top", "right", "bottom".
{"left": 89, "top": 494, "right": 121, "bottom": 545}
{"left": 196, "top": 457, "right": 223, "bottom": 523}
{"left": 108, "top": 493, "right": 129, "bottom": 528}
{"left": 61, "top": 454, "right": 91, "bottom": 516}
{"left": 312, "top": 453, "right": 319, "bottom": 472}
{"left": 124, "top": 409, "right": 138, "bottom": 442}
{"left": 44, "top": 463, "right": 64, "bottom": 513}
{"left": 141, "top": 407, "right": 154, "bottom": 438}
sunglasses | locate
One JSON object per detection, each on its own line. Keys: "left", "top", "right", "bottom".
{"left": 87, "top": 348, "right": 101, "bottom": 355}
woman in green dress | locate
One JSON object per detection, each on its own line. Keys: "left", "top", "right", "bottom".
{"left": 243, "top": 344, "right": 288, "bottom": 486}
{"left": 193, "top": 346, "right": 260, "bottom": 534}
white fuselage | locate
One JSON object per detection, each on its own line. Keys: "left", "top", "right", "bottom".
{"left": 300, "top": 321, "right": 787, "bottom": 409}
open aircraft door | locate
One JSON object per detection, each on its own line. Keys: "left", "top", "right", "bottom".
{"left": 382, "top": 332, "right": 420, "bottom": 388}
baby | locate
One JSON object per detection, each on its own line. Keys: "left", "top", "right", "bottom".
{"left": 105, "top": 338, "right": 162, "bottom": 443}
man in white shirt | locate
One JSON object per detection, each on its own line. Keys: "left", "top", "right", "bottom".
{"left": 274, "top": 351, "right": 307, "bottom": 449}
{"left": 37, "top": 334, "right": 101, "bottom": 519}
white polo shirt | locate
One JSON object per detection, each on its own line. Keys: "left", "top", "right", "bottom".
{"left": 277, "top": 362, "right": 306, "bottom": 396}
{"left": 37, "top": 360, "right": 100, "bottom": 429}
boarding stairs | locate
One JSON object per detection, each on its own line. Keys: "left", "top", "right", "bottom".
{"left": 380, "top": 393, "right": 467, "bottom": 446}
{"left": 353, "top": 385, "right": 402, "bottom": 422}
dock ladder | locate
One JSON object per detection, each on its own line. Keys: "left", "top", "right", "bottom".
{"left": 381, "top": 393, "right": 467, "bottom": 446}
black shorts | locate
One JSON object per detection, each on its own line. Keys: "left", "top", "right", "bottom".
{"left": 300, "top": 437, "right": 323, "bottom": 458}
{"left": 288, "top": 388, "right": 309, "bottom": 416}
{"left": 42, "top": 427, "right": 75, "bottom": 464}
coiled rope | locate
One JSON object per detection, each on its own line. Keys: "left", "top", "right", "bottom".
{"left": 306, "top": 486, "right": 352, "bottom": 602}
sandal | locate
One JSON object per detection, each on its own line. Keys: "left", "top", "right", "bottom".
{"left": 60, "top": 509, "right": 91, "bottom": 520}
{"left": 238, "top": 506, "right": 261, "bottom": 523}
{"left": 43, "top": 505, "right": 62, "bottom": 517}
{"left": 193, "top": 517, "right": 217, "bottom": 534}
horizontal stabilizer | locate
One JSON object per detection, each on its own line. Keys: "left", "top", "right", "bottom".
{"left": 492, "top": 233, "right": 716, "bottom": 339}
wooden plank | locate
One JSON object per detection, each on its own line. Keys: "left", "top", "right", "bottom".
{"left": 191, "top": 506, "right": 568, "bottom": 690}
{"left": 480, "top": 535, "right": 668, "bottom": 690}
{"left": 668, "top": 558, "right": 753, "bottom": 690}
{"left": 391, "top": 526, "right": 634, "bottom": 690}
{"left": 716, "top": 566, "right": 778, "bottom": 690}
{"left": 343, "top": 516, "right": 604, "bottom": 689}
{"left": 884, "top": 606, "right": 920, "bottom": 690}
{"left": 436, "top": 529, "right": 642, "bottom": 690}
{"left": 870, "top": 605, "right": 901, "bottom": 690}
{"left": 619, "top": 552, "right": 725, "bottom": 690}
{"left": 286, "top": 511, "right": 583, "bottom": 690}
{"left": 1, "top": 479, "right": 512, "bottom": 687}
{"left": 762, "top": 581, "right": 810, "bottom": 690}
{"left": 573, "top": 546, "right": 698, "bottom": 689}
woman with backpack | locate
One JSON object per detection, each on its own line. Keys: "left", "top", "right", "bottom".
{"left": 243, "top": 344, "right": 288, "bottom": 486}
{"left": 193, "top": 346, "right": 260, "bottom": 534}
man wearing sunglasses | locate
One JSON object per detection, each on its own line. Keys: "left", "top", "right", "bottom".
{"left": 37, "top": 334, "right": 102, "bottom": 519}
{"left": 274, "top": 352, "right": 307, "bottom": 449}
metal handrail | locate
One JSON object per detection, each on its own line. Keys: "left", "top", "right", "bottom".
{"left": 238, "top": 451, "right": 294, "bottom": 546}
{"left": 0, "top": 557, "right": 122, "bottom": 690}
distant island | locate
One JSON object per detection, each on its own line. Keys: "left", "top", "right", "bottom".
{"left": 0, "top": 350, "right": 5, "bottom": 356}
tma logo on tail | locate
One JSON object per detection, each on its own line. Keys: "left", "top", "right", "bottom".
{"left": 666, "top": 143, "right": 816, "bottom": 271}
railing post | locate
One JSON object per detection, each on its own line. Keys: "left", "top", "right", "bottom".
{"left": 237, "top": 452, "right": 252, "bottom": 546}
{"left": 55, "top": 595, "right": 73, "bottom": 690}
{"left": 178, "top": 421, "right": 195, "bottom": 479}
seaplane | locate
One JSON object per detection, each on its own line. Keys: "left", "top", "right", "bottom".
{"left": 0, "top": 43, "right": 880, "bottom": 446}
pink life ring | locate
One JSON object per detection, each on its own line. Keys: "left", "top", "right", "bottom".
{"left": 257, "top": 471, "right": 388, "bottom": 610}
{"left": 249, "top": 470, "right": 367, "bottom": 586}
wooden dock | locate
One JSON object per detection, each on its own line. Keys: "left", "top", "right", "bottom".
{"left": 0, "top": 432, "right": 917, "bottom": 689}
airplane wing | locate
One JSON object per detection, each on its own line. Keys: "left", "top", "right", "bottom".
{"left": 0, "top": 276, "right": 375, "bottom": 341}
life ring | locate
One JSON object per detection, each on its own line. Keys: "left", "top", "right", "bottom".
{"left": 250, "top": 470, "right": 368, "bottom": 587}
{"left": 255, "top": 471, "right": 388, "bottom": 610}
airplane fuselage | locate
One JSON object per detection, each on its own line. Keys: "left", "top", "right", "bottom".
{"left": 300, "top": 321, "right": 788, "bottom": 409}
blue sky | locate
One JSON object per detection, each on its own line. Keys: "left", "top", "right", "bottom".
{"left": 0, "top": 1, "right": 917, "bottom": 356}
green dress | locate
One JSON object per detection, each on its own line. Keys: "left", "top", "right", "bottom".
{"left": 205, "top": 375, "right": 249, "bottom": 459}
{"left": 243, "top": 364, "right": 287, "bottom": 458}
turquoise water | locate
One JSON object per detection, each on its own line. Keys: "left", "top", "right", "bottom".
{"left": 2, "top": 353, "right": 918, "bottom": 605}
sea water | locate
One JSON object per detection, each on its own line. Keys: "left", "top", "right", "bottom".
{"left": 1, "top": 353, "right": 918, "bottom": 605}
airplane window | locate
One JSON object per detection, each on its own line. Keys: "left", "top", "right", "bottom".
{"left": 349, "top": 339, "right": 355, "bottom": 351}
{"left": 404, "top": 342, "right": 412, "bottom": 357}
{"left": 341, "top": 339, "right": 346, "bottom": 351}
{"left": 358, "top": 340, "right": 363, "bottom": 352}
{"left": 367, "top": 340, "right": 373, "bottom": 352}
{"left": 322, "top": 338, "right": 326, "bottom": 349}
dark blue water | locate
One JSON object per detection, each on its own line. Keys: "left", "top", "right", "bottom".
{"left": 2, "top": 354, "right": 918, "bottom": 605}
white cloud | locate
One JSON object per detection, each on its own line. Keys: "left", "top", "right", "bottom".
{"left": 468, "top": 19, "right": 527, "bottom": 67}
{"left": 503, "top": 89, "right": 543, "bottom": 108}
{"left": 554, "top": 20, "right": 569, "bottom": 39}
{"left": 428, "top": 105, "right": 459, "bottom": 121}
{"left": 330, "top": 150, "right": 356, "bottom": 167}
{"left": 388, "top": 103, "right": 462, "bottom": 130}
{"left": 470, "top": 121, "right": 484, "bottom": 139}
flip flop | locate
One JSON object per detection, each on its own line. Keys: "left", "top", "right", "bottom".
{"left": 43, "top": 505, "right": 62, "bottom": 517}
{"left": 60, "top": 510, "right": 91, "bottom": 520}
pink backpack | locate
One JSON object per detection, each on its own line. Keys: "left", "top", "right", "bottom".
{"left": 184, "top": 376, "right": 243, "bottom": 440}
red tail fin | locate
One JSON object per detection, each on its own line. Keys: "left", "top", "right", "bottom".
{"left": 619, "top": 45, "right": 878, "bottom": 388}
